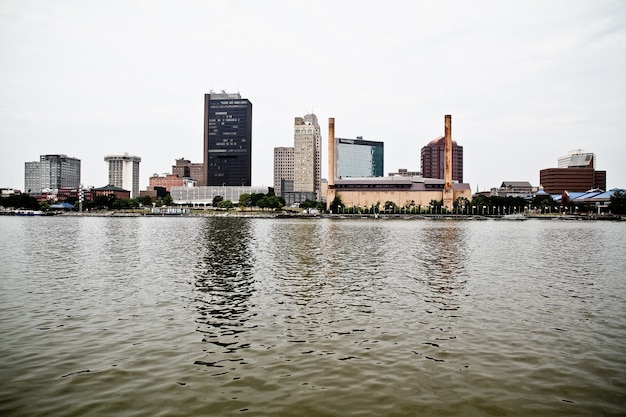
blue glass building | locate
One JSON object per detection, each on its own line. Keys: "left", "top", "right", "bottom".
{"left": 336, "top": 137, "right": 384, "bottom": 178}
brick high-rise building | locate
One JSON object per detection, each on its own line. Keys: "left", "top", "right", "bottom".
{"left": 540, "top": 168, "right": 606, "bottom": 194}
{"left": 420, "top": 136, "right": 463, "bottom": 182}
{"left": 172, "top": 158, "right": 204, "bottom": 183}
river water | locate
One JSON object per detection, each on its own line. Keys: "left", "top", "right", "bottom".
{"left": 0, "top": 216, "right": 625, "bottom": 416}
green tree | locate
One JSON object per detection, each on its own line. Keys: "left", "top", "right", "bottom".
{"left": 454, "top": 197, "right": 469, "bottom": 210}
{"left": 300, "top": 199, "right": 317, "bottom": 210}
{"left": 268, "top": 196, "right": 284, "bottom": 210}
{"left": 329, "top": 196, "right": 343, "bottom": 214}
{"left": 93, "top": 195, "right": 111, "bottom": 209}
{"left": 428, "top": 199, "right": 443, "bottom": 214}
{"left": 212, "top": 195, "right": 223, "bottom": 206}
{"left": 250, "top": 193, "right": 264, "bottom": 207}
{"left": 609, "top": 189, "right": 626, "bottom": 215}
{"left": 0, "top": 193, "right": 39, "bottom": 209}
{"left": 139, "top": 195, "right": 153, "bottom": 207}
{"left": 384, "top": 201, "right": 397, "bottom": 212}
{"left": 163, "top": 194, "right": 174, "bottom": 206}
{"left": 238, "top": 193, "right": 251, "bottom": 209}
{"left": 218, "top": 200, "right": 234, "bottom": 210}
{"left": 532, "top": 195, "right": 556, "bottom": 213}
{"left": 471, "top": 194, "right": 487, "bottom": 207}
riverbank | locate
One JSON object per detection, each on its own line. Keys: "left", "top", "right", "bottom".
{"left": 4, "top": 209, "right": 623, "bottom": 221}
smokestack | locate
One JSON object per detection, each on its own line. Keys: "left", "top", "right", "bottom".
{"left": 444, "top": 114, "right": 452, "bottom": 190}
{"left": 328, "top": 118, "right": 335, "bottom": 187}
{"left": 443, "top": 114, "right": 454, "bottom": 210}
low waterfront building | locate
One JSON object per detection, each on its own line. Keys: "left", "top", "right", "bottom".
{"left": 170, "top": 185, "right": 271, "bottom": 207}
{"left": 551, "top": 188, "right": 624, "bottom": 214}
{"left": 489, "top": 181, "right": 536, "bottom": 199}
{"left": 90, "top": 185, "right": 131, "bottom": 200}
{"left": 331, "top": 176, "right": 471, "bottom": 210}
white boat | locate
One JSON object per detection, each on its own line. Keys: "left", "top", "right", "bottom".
{"left": 14, "top": 209, "right": 44, "bottom": 216}
{"left": 500, "top": 213, "right": 527, "bottom": 221}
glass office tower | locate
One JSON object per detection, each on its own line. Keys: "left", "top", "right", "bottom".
{"left": 336, "top": 137, "right": 384, "bottom": 178}
{"left": 24, "top": 154, "right": 81, "bottom": 193}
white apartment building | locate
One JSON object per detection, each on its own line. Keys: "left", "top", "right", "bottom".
{"left": 104, "top": 153, "right": 141, "bottom": 198}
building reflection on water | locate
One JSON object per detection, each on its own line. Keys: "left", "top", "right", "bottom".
{"left": 194, "top": 217, "right": 255, "bottom": 359}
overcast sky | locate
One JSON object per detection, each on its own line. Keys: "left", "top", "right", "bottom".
{"left": 1, "top": 0, "right": 625, "bottom": 192}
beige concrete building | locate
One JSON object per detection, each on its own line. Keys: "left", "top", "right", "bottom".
{"left": 326, "top": 115, "right": 471, "bottom": 211}
{"left": 273, "top": 147, "right": 294, "bottom": 197}
{"left": 274, "top": 113, "right": 322, "bottom": 202}
{"left": 293, "top": 114, "right": 322, "bottom": 200}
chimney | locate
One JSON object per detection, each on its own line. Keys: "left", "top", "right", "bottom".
{"left": 327, "top": 118, "right": 336, "bottom": 210}
{"left": 328, "top": 118, "right": 335, "bottom": 187}
{"left": 443, "top": 114, "right": 454, "bottom": 210}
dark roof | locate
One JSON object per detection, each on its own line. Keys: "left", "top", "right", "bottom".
{"left": 501, "top": 181, "right": 533, "bottom": 188}
{"left": 333, "top": 177, "right": 471, "bottom": 191}
{"left": 426, "top": 136, "right": 460, "bottom": 146}
{"left": 94, "top": 184, "right": 129, "bottom": 192}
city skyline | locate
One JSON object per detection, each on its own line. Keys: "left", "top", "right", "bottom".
{"left": 1, "top": 1, "right": 624, "bottom": 192}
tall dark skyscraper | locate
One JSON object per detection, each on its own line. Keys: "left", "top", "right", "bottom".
{"left": 203, "top": 92, "right": 252, "bottom": 186}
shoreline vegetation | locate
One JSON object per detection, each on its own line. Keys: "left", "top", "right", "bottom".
{"left": 2, "top": 208, "right": 622, "bottom": 221}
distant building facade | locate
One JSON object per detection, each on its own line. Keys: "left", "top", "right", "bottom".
{"left": 540, "top": 168, "right": 606, "bottom": 194}
{"left": 388, "top": 168, "right": 421, "bottom": 177}
{"left": 24, "top": 154, "right": 81, "bottom": 194}
{"left": 172, "top": 158, "right": 204, "bottom": 182}
{"left": 147, "top": 174, "right": 197, "bottom": 192}
{"left": 293, "top": 114, "right": 322, "bottom": 200}
{"left": 336, "top": 137, "right": 384, "bottom": 178}
{"left": 558, "top": 149, "right": 596, "bottom": 169}
{"left": 420, "top": 136, "right": 463, "bottom": 182}
{"left": 273, "top": 147, "right": 294, "bottom": 197}
{"left": 104, "top": 153, "right": 141, "bottom": 198}
{"left": 203, "top": 92, "right": 252, "bottom": 186}
{"left": 489, "top": 181, "right": 536, "bottom": 199}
